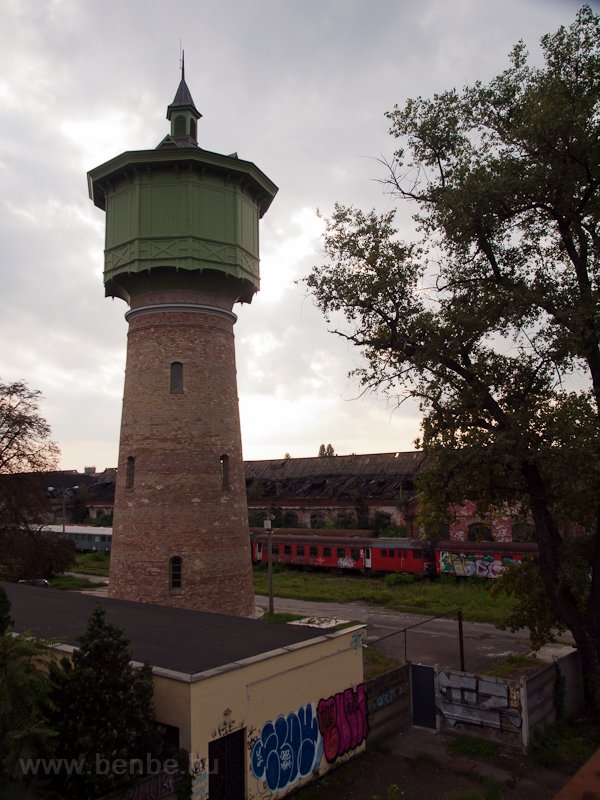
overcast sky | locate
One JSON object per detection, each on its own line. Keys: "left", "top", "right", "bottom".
{"left": 0, "top": 0, "right": 592, "bottom": 471}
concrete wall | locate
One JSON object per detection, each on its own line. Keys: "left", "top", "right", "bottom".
{"left": 435, "top": 669, "right": 523, "bottom": 749}
{"left": 366, "top": 665, "right": 411, "bottom": 743}
{"left": 522, "top": 651, "right": 584, "bottom": 746}
{"left": 434, "top": 651, "right": 583, "bottom": 752}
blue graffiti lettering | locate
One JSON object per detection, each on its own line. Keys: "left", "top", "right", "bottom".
{"left": 251, "top": 703, "right": 321, "bottom": 792}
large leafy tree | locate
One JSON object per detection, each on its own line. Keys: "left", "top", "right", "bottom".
{"left": 306, "top": 7, "right": 600, "bottom": 705}
{"left": 0, "top": 381, "right": 73, "bottom": 580}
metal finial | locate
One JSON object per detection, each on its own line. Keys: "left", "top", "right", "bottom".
{"left": 181, "top": 48, "right": 185, "bottom": 82}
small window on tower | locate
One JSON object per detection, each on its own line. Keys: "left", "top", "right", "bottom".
{"left": 170, "top": 362, "right": 184, "bottom": 394}
{"left": 125, "top": 456, "right": 135, "bottom": 489}
{"left": 190, "top": 118, "right": 197, "bottom": 140}
{"left": 174, "top": 114, "right": 186, "bottom": 136}
{"left": 169, "top": 556, "right": 182, "bottom": 589}
{"left": 220, "top": 455, "right": 229, "bottom": 489}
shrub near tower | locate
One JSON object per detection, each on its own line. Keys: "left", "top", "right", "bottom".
{"left": 88, "top": 62, "right": 277, "bottom": 615}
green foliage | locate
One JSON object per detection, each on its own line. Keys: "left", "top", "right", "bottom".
{"left": 253, "top": 566, "right": 514, "bottom": 624}
{"left": 0, "top": 587, "right": 13, "bottom": 635}
{"left": 484, "top": 653, "right": 540, "bottom": 679}
{"left": 528, "top": 714, "right": 600, "bottom": 770}
{"left": 92, "top": 512, "right": 113, "bottom": 527}
{"left": 384, "top": 572, "right": 414, "bottom": 587}
{"left": 362, "top": 646, "right": 401, "bottom": 680}
{"left": 47, "top": 606, "right": 164, "bottom": 799}
{"left": 48, "top": 575, "right": 105, "bottom": 591}
{"left": 0, "top": 632, "right": 57, "bottom": 784}
{"left": 74, "top": 551, "right": 110, "bottom": 577}
{"left": 378, "top": 525, "right": 406, "bottom": 538}
{"left": 306, "top": 7, "right": 600, "bottom": 705}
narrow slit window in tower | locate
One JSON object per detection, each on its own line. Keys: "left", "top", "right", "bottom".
{"left": 169, "top": 556, "right": 182, "bottom": 589}
{"left": 174, "top": 114, "right": 186, "bottom": 137}
{"left": 170, "top": 361, "right": 184, "bottom": 394}
{"left": 220, "top": 455, "right": 229, "bottom": 489}
{"left": 125, "top": 456, "right": 135, "bottom": 488}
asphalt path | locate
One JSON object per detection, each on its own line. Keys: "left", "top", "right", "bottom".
{"left": 254, "top": 595, "right": 572, "bottom": 673}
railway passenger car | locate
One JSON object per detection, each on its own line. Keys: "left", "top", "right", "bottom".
{"left": 250, "top": 531, "right": 436, "bottom": 577}
{"left": 44, "top": 525, "right": 112, "bottom": 553}
{"left": 436, "top": 540, "right": 537, "bottom": 578}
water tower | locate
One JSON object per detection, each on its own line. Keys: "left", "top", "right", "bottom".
{"left": 88, "top": 64, "right": 277, "bottom": 615}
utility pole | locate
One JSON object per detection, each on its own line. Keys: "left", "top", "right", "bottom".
{"left": 264, "top": 517, "right": 274, "bottom": 614}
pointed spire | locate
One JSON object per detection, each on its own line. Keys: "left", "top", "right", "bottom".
{"left": 164, "top": 52, "right": 202, "bottom": 147}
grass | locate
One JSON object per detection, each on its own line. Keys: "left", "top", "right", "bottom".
{"left": 485, "top": 653, "right": 541, "bottom": 680}
{"left": 49, "top": 575, "right": 107, "bottom": 591}
{"left": 363, "top": 646, "right": 401, "bottom": 679}
{"left": 252, "top": 566, "right": 515, "bottom": 625}
{"left": 73, "top": 551, "right": 110, "bottom": 576}
{"left": 528, "top": 713, "right": 600, "bottom": 770}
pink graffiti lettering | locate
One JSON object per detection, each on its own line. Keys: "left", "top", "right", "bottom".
{"left": 317, "top": 684, "right": 368, "bottom": 763}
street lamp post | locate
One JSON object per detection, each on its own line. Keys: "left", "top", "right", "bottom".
{"left": 264, "top": 517, "right": 274, "bottom": 614}
{"left": 48, "top": 486, "right": 78, "bottom": 534}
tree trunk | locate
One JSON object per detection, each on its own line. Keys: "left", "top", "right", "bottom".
{"left": 522, "top": 459, "right": 600, "bottom": 710}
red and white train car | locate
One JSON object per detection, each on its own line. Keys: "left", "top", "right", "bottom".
{"left": 250, "top": 531, "right": 436, "bottom": 577}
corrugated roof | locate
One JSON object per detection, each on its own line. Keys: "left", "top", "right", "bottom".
{"left": 245, "top": 452, "right": 426, "bottom": 502}
{"left": 245, "top": 452, "right": 424, "bottom": 480}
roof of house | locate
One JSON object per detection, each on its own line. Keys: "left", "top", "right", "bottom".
{"left": 2, "top": 582, "right": 325, "bottom": 677}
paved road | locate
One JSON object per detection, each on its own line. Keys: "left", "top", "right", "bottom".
{"left": 66, "top": 572, "right": 109, "bottom": 584}
{"left": 254, "top": 595, "right": 573, "bottom": 673}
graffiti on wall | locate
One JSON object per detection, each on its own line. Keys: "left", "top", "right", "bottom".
{"left": 251, "top": 703, "right": 322, "bottom": 793}
{"left": 317, "top": 684, "right": 368, "bottom": 763}
{"left": 439, "top": 551, "right": 518, "bottom": 579}
{"left": 436, "top": 670, "right": 522, "bottom": 731}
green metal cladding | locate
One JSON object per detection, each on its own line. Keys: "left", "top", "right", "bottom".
{"left": 88, "top": 147, "right": 277, "bottom": 302}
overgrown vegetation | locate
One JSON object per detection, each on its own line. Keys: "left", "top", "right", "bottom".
{"left": 73, "top": 551, "right": 110, "bottom": 577}
{"left": 528, "top": 714, "right": 600, "bottom": 770}
{"left": 484, "top": 653, "right": 541, "bottom": 680}
{"left": 253, "top": 566, "right": 515, "bottom": 625}
{"left": 363, "top": 646, "right": 401, "bottom": 679}
{"left": 48, "top": 575, "right": 106, "bottom": 591}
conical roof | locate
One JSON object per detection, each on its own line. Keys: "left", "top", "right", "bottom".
{"left": 166, "top": 55, "right": 201, "bottom": 120}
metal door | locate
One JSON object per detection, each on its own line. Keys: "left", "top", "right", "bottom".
{"left": 411, "top": 664, "right": 436, "bottom": 729}
{"left": 208, "top": 728, "right": 245, "bottom": 800}
{"left": 365, "top": 547, "right": 372, "bottom": 569}
{"left": 256, "top": 542, "right": 263, "bottom": 561}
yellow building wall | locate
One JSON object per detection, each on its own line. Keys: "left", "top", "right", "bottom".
{"left": 152, "top": 672, "right": 192, "bottom": 750}
{"left": 185, "top": 626, "right": 367, "bottom": 800}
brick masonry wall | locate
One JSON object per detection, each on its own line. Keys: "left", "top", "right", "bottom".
{"left": 448, "top": 500, "right": 513, "bottom": 542}
{"left": 109, "top": 284, "right": 255, "bottom": 616}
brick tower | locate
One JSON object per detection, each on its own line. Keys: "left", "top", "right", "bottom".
{"left": 88, "top": 63, "right": 277, "bottom": 615}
